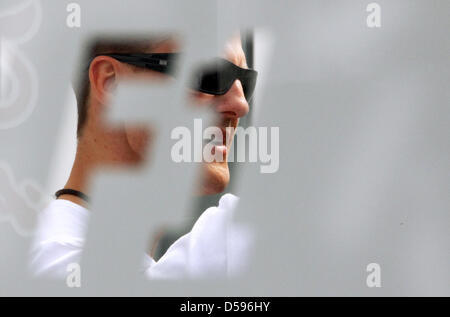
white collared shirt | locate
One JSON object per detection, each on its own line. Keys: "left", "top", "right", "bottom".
{"left": 30, "top": 193, "right": 252, "bottom": 279}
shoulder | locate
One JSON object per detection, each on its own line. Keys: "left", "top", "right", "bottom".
{"left": 146, "top": 193, "right": 241, "bottom": 279}
{"left": 29, "top": 199, "right": 90, "bottom": 278}
{"left": 33, "top": 199, "right": 89, "bottom": 254}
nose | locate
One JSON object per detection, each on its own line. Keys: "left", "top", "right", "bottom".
{"left": 215, "top": 79, "right": 249, "bottom": 119}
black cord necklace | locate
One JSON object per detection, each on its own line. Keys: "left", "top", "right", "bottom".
{"left": 55, "top": 188, "right": 90, "bottom": 203}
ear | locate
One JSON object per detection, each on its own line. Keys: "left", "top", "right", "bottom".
{"left": 88, "top": 56, "right": 121, "bottom": 105}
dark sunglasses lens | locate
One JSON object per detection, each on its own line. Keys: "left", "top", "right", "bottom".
{"left": 242, "top": 75, "right": 257, "bottom": 101}
{"left": 198, "top": 70, "right": 221, "bottom": 92}
{"left": 191, "top": 60, "right": 234, "bottom": 95}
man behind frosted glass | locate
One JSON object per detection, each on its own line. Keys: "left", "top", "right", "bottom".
{"left": 30, "top": 34, "right": 255, "bottom": 279}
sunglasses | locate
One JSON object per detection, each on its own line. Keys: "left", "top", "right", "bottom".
{"left": 95, "top": 53, "right": 258, "bottom": 102}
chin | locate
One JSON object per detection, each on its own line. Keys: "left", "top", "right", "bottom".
{"left": 200, "top": 161, "right": 230, "bottom": 195}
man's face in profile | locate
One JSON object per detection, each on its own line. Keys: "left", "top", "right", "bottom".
{"left": 87, "top": 35, "right": 250, "bottom": 196}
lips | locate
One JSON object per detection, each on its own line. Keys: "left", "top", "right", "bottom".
{"left": 221, "top": 118, "right": 234, "bottom": 147}
{"left": 206, "top": 118, "right": 235, "bottom": 161}
{"left": 219, "top": 127, "right": 227, "bottom": 146}
{"left": 208, "top": 119, "right": 232, "bottom": 146}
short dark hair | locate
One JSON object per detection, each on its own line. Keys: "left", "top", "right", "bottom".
{"left": 73, "top": 36, "right": 170, "bottom": 137}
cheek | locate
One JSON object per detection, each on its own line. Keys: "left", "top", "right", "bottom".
{"left": 189, "top": 90, "right": 216, "bottom": 107}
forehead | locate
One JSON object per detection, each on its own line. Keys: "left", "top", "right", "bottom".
{"left": 222, "top": 35, "right": 247, "bottom": 68}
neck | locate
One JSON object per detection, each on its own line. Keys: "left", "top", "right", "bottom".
{"left": 59, "top": 124, "right": 143, "bottom": 207}
{"left": 59, "top": 138, "right": 96, "bottom": 208}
